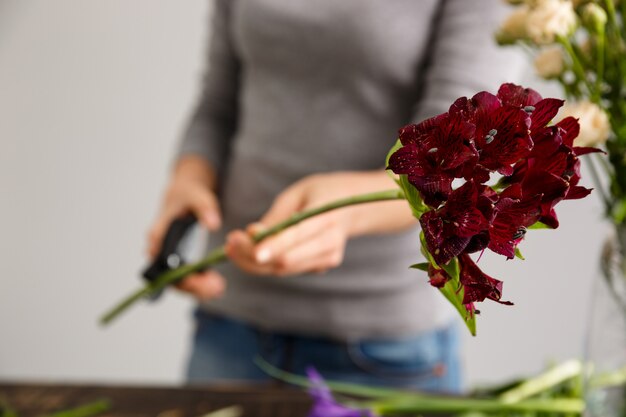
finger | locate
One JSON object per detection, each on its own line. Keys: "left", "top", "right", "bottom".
{"left": 259, "top": 186, "right": 304, "bottom": 228}
{"left": 175, "top": 270, "right": 226, "bottom": 300}
{"left": 274, "top": 229, "right": 346, "bottom": 276}
{"left": 251, "top": 214, "right": 336, "bottom": 264}
{"left": 189, "top": 191, "right": 222, "bottom": 231}
{"left": 147, "top": 209, "right": 180, "bottom": 259}
{"left": 225, "top": 230, "right": 276, "bottom": 276}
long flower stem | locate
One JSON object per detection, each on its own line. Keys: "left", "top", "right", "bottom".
{"left": 558, "top": 36, "right": 596, "bottom": 100}
{"left": 100, "top": 189, "right": 405, "bottom": 325}
{"left": 498, "top": 360, "right": 582, "bottom": 403}
{"left": 372, "top": 397, "right": 585, "bottom": 415}
{"left": 595, "top": 30, "right": 605, "bottom": 100}
{"left": 586, "top": 153, "right": 613, "bottom": 214}
{"left": 256, "top": 357, "right": 586, "bottom": 415}
{"left": 41, "top": 400, "right": 110, "bottom": 417}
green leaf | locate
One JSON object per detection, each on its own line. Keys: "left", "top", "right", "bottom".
{"left": 410, "top": 262, "right": 430, "bottom": 272}
{"left": 399, "top": 175, "right": 427, "bottom": 218}
{"left": 384, "top": 139, "right": 427, "bottom": 218}
{"left": 611, "top": 199, "right": 626, "bottom": 224}
{"left": 385, "top": 138, "right": 402, "bottom": 167}
{"left": 440, "top": 256, "right": 460, "bottom": 281}
{"left": 514, "top": 247, "right": 525, "bottom": 260}
{"left": 0, "top": 396, "right": 18, "bottom": 417}
{"left": 418, "top": 233, "right": 476, "bottom": 336}
{"left": 437, "top": 260, "right": 477, "bottom": 337}
{"left": 528, "top": 221, "right": 551, "bottom": 230}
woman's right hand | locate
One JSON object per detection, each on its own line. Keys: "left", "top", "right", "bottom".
{"left": 147, "top": 156, "right": 226, "bottom": 300}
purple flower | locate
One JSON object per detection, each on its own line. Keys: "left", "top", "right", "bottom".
{"left": 306, "top": 367, "right": 375, "bottom": 417}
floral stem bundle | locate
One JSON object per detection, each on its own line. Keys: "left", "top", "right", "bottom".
{"left": 255, "top": 358, "right": 626, "bottom": 416}
{"left": 101, "top": 83, "right": 595, "bottom": 336}
{"left": 496, "top": 0, "right": 626, "bottom": 225}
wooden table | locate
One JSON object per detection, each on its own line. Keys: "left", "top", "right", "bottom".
{"left": 0, "top": 382, "right": 313, "bottom": 417}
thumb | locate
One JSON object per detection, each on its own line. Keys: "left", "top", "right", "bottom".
{"left": 259, "top": 185, "right": 304, "bottom": 228}
{"left": 190, "top": 191, "right": 222, "bottom": 231}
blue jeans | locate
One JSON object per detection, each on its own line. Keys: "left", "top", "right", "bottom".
{"left": 186, "top": 309, "right": 462, "bottom": 393}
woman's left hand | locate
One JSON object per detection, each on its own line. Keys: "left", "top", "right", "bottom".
{"left": 225, "top": 170, "right": 414, "bottom": 277}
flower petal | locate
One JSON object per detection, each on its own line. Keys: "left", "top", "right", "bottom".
{"left": 497, "top": 83, "right": 542, "bottom": 107}
{"left": 530, "top": 98, "right": 564, "bottom": 135}
{"left": 459, "top": 254, "right": 514, "bottom": 305}
{"left": 555, "top": 116, "right": 580, "bottom": 147}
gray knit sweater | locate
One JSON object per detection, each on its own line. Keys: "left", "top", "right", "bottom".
{"left": 179, "top": 0, "right": 525, "bottom": 340}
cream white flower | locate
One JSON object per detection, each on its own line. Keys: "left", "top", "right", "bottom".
{"left": 557, "top": 101, "right": 611, "bottom": 147}
{"left": 496, "top": 5, "right": 531, "bottom": 44}
{"left": 526, "top": 0, "right": 578, "bottom": 45}
{"left": 534, "top": 46, "right": 565, "bottom": 78}
{"left": 581, "top": 3, "right": 607, "bottom": 33}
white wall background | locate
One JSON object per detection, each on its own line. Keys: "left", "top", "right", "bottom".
{"left": 0, "top": 0, "right": 609, "bottom": 388}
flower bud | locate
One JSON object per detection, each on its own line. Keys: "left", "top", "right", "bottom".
{"left": 496, "top": 5, "right": 530, "bottom": 44}
{"left": 557, "top": 100, "right": 611, "bottom": 147}
{"left": 534, "top": 46, "right": 565, "bottom": 78}
{"left": 526, "top": 0, "right": 578, "bottom": 45}
{"left": 581, "top": 3, "right": 607, "bottom": 34}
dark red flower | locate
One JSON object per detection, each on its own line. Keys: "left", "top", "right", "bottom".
{"left": 420, "top": 181, "right": 489, "bottom": 265}
{"left": 389, "top": 113, "right": 477, "bottom": 207}
{"left": 474, "top": 105, "right": 533, "bottom": 175}
{"left": 398, "top": 113, "right": 448, "bottom": 147}
{"left": 450, "top": 91, "right": 533, "bottom": 176}
{"left": 459, "top": 254, "right": 513, "bottom": 306}
{"left": 388, "top": 142, "right": 455, "bottom": 207}
{"left": 488, "top": 187, "right": 542, "bottom": 259}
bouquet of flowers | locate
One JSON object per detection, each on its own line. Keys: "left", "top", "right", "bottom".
{"left": 101, "top": 83, "right": 597, "bottom": 337}
{"left": 496, "top": 2, "right": 626, "bottom": 415}
{"left": 496, "top": 0, "right": 626, "bottom": 229}
{"left": 386, "top": 82, "right": 597, "bottom": 334}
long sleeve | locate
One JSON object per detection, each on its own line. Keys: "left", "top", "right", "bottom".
{"left": 177, "top": 0, "right": 240, "bottom": 179}
{"left": 413, "top": 0, "right": 527, "bottom": 122}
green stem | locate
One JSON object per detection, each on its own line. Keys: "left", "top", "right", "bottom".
{"left": 39, "top": 400, "right": 110, "bottom": 417}
{"left": 595, "top": 30, "right": 605, "bottom": 100}
{"left": 498, "top": 360, "right": 582, "bottom": 403}
{"left": 372, "top": 397, "right": 585, "bottom": 415}
{"left": 589, "top": 365, "right": 626, "bottom": 389}
{"left": 198, "top": 406, "right": 244, "bottom": 417}
{"left": 257, "top": 357, "right": 586, "bottom": 416}
{"left": 621, "top": 0, "right": 626, "bottom": 39}
{"left": 100, "top": 189, "right": 405, "bottom": 325}
{"left": 558, "top": 36, "right": 596, "bottom": 100}
{"left": 586, "top": 153, "right": 613, "bottom": 215}
{"left": 605, "top": 0, "right": 619, "bottom": 33}
{"left": 254, "top": 356, "right": 410, "bottom": 399}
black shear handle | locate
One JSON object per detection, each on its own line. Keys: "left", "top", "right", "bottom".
{"left": 142, "top": 213, "right": 197, "bottom": 284}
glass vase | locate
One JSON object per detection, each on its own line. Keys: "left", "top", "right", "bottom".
{"left": 584, "top": 224, "right": 626, "bottom": 417}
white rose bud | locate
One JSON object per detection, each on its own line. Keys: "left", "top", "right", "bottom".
{"left": 534, "top": 46, "right": 565, "bottom": 78}
{"left": 557, "top": 101, "right": 611, "bottom": 147}
{"left": 496, "top": 5, "right": 531, "bottom": 44}
{"left": 581, "top": 3, "right": 607, "bottom": 34}
{"left": 526, "top": 0, "right": 578, "bottom": 45}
